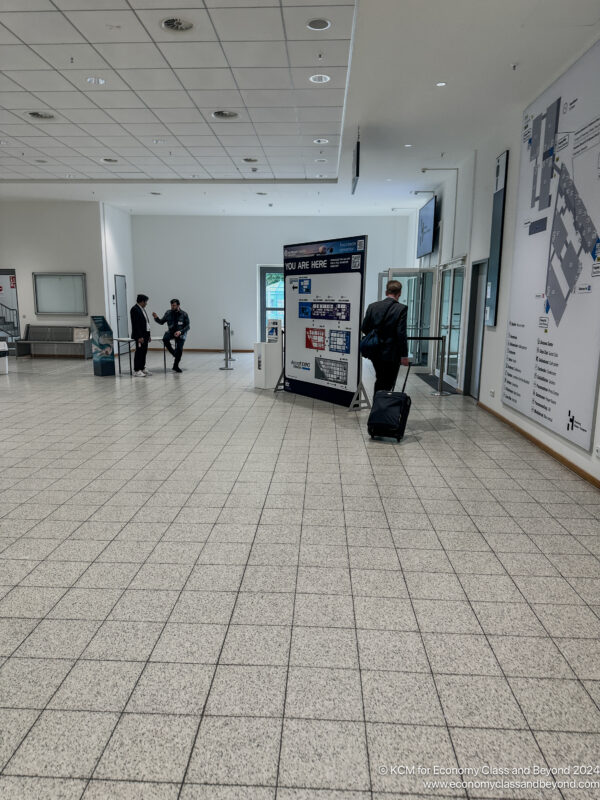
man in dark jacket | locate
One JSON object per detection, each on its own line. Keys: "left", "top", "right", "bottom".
{"left": 361, "top": 280, "right": 409, "bottom": 394}
{"left": 152, "top": 299, "right": 190, "bottom": 373}
{"left": 130, "top": 293, "right": 152, "bottom": 377}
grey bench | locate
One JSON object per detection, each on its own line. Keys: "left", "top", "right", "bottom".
{"left": 15, "top": 325, "right": 92, "bottom": 359}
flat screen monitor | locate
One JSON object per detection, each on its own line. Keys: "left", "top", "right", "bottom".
{"left": 351, "top": 140, "right": 360, "bottom": 194}
{"left": 416, "top": 196, "right": 436, "bottom": 258}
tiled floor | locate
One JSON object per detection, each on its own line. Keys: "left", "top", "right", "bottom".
{"left": 0, "top": 353, "right": 599, "bottom": 800}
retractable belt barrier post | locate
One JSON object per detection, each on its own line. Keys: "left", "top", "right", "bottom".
{"left": 406, "top": 335, "right": 451, "bottom": 397}
{"left": 219, "top": 319, "right": 234, "bottom": 371}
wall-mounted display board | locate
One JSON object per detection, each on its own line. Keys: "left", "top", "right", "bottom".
{"left": 502, "top": 39, "right": 600, "bottom": 451}
{"left": 33, "top": 273, "right": 87, "bottom": 315}
{"left": 283, "top": 236, "right": 366, "bottom": 406}
{"left": 485, "top": 150, "right": 509, "bottom": 327}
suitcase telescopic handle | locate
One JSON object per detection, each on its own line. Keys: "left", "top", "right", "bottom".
{"left": 401, "top": 361, "right": 412, "bottom": 393}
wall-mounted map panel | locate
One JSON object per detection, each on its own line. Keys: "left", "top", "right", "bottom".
{"left": 502, "top": 39, "right": 600, "bottom": 451}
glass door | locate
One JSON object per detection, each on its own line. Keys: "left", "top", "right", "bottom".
{"left": 435, "top": 265, "right": 465, "bottom": 386}
{"left": 382, "top": 269, "right": 434, "bottom": 367}
{"left": 259, "top": 266, "right": 284, "bottom": 341}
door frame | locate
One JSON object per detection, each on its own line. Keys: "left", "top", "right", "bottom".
{"left": 114, "top": 274, "right": 128, "bottom": 339}
{"left": 463, "top": 259, "right": 488, "bottom": 400}
{"left": 379, "top": 268, "right": 437, "bottom": 369}
{"left": 258, "top": 265, "right": 284, "bottom": 342}
{"left": 434, "top": 258, "right": 467, "bottom": 389}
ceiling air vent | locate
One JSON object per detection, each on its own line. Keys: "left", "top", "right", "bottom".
{"left": 212, "top": 110, "right": 238, "bottom": 120}
{"left": 28, "top": 111, "right": 55, "bottom": 120}
{"left": 161, "top": 17, "right": 193, "bottom": 32}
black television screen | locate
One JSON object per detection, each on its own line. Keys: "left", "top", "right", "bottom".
{"left": 416, "top": 196, "right": 436, "bottom": 258}
{"left": 351, "top": 140, "right": 360, "bottom": 194}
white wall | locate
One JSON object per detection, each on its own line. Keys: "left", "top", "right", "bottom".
{"left": 0, "top": 201, "right": 105, "bottom": 331}
{"left": 100, "top": 204, "right": 134, "bottom": 336}
{"left": 470, "top": 103, "right": 600, "bottom": 480}
{"left": 132, "top": 215, "right": 409, "bottom": 350}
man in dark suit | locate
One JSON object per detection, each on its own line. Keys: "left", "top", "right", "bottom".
{"left": 361, "top": 280, "right": 409, "bottom": 394}
{"left": 130, "top": 293, "right": 152, "bottom": 377}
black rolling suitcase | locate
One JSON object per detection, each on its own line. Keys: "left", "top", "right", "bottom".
{"left": 367, "top": 363, "right": 411, "bottom": 441}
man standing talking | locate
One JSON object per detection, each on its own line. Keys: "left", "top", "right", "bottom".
{"left": 130, "top": 293, "right": 152, "bottom": 377}
{"left": 152, "top": 299, "right": 190, "bottom": 373}
{"left": 361, "top": 280, "right": 409, "bottom": 393}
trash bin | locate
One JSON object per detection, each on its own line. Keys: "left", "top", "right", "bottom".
{"left": 0, "top": 341, "right": 8, "bottom": 375}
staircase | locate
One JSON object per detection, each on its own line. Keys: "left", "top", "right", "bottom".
{"left": 0, "top": 302, "right": 19, "bottom": 353}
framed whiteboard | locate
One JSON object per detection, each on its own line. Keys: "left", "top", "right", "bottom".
{"left": 33, "top": 273, "right": 87, "bottom": 315}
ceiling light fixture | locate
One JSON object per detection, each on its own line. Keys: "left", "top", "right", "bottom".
{"left": 307, "top": 18, "right": 331, "bottom": 30}
{"left": 243, "top": 157, "right": 258, "bottom": 163}
{"left": 436, "top": 81, "right": 447, "bottom": 87}
{"left": 27, "top": 111, "right": 54, "bottom": 120}
{"left": 152, "top": 138, "right": 166, "bottom": 144}
{"left": 315, "top": 158, "right": 328, "bottom": 163}
{"left": 161, "top": 17, "right": 193, "bottom": 32}
{"left": 404, "top": 144, "right": 413, "bottom": 148}
{"left": 35, "top": 159, "right": 47, "bottom": 163}
{"left": 212, "top": 110, "right": 238, "bottom": 120}
{"left": 86, "top": 76, "right": 105, "bottom": 85}
{"left": 256, "top": 192, "right": 267, "bottom": 196}
{"left": 101, "top": 157, "right": 118, "bottom": 163}
{"left": 309, "top": 74, "right": 330, "bottom": 83}
{"left": 150, "top": 191, "right": 161, "bottom": 196}
{"left": 313, "top": 138, "right": 329, "bottom": 144}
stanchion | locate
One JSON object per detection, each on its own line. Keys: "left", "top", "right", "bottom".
{"left": 219, "top": 319, "right": 234, "bottom": 371}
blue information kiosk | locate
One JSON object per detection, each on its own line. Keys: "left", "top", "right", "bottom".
{"left": 90, "top": 316, "right": 115, "bottom": 377}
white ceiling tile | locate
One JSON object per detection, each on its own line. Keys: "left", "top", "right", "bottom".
{"left": 80, "top": 123, "right": 128, "bottom": 136}
{"left": 221, "top": 41, "right": 287, "bottom": 68}
{"left": 0, "top": 22, "right": 20, "bottom": 44}
{"left": 58, "top": 69, "right": 130, "bottom": 91}
{"left": 0, "top": 46, "right": 50, "bottom": 70}
{"left": 282, "top": 0, "right": 353, "bottom": 4}
{"left": 223, "top": 146, "right": 263, "bottom": 155}
{"left": 83, "top": 91, "right": 145, "bottom": 108}
{"left": 108, "top": 108, "right": 160, "bottom": 123}
{"left": 206, "top": 169, "right": 240, "bottom": 177}
{"left": 6, "top": 71, "right": 73, "bottom": 92}
{"left": 218, "top": 135, "right": 260, "bottom": 147}
{"left": 282, "top": 5, "right": 355, "bottom": 39}
{"left": 291, "top": 66, "right": 347, "bottom": 89}
{"left": 129, "top": 0, "right": 205, "bottom": 6}
{"left": 243, "top": 88, "right": 345, "bottom": 106}
{"left": 121, "top": 122, "right": 170, "bottom": 136}
{"left": 109, "top": 148, "right": 150, "bottom": 157}
{"left": 260, "top": 135, "right": 303, "bottom": 146}
{"left": 300, "top": 133, "right": 338, "bottom": 145}
{"left": 209, "top": 122, "right": 255, "bottom": 136}
{"left": 8, "top": 136, "right": 48, "bottom": 145}
{"left": 54, "top": 0, "right": 129, "bottom": 8}
{"left": 117, "top": 69, "right": 182, "bottom": 91}
{"left": 95, "top": 137, "right": 139, "bottom": 147}
{"left": 159, "top": 156, "right": 196, "bottom": 165}
{"left": 175, "top": 68, "right": 236, "bottom": 91}
{"left": 0, "top": 91, "right": 47, "bottom": 109}
{"left": 60, "top": 108, "right": 116, "bottom": 124}
{"left": 186, "top": 147, "right": 227, "bottom": 156}
{"left": 0, "top": 121, "right": 38, "bottom": 134}
{"left": 32, "top": 44, "right": 110, "bottom": 71}
{"left": 248, "top": 107, "right": 298, "bottom": 122}
{"left": 298, "top": 120, "right": 340, "bottom": 134}
{"left": 176, "top": 170, "right": 210, "bottom": 178}
{"left": 157, "top": 42, "right": 227, "bottom": 69}
{"left": 0, "top": 11, "right": 85, "bottom": 44}
{"left": 135, "top": 90, "right": 194, "bottom": 108}
{"left": 187, "top": 89, "right": 243, "bottom": 107}
{"left": 297, "top": 106, "right": 342, "bottom": 121}
{"left": 138, "top": 137, "right": 182, "bottom": 148}
{"left": 253, "top": 122, "right": 300, "bottom": 135}
{"left": 287, "top": 40, "right": 350, "bottom": 67}
{"left": 232, "top": 68, "right": 293, "bottom": 90}
{"left": 205, "top": 0, "right": 278, "bottom": 6}
{"left": 25, "top": 123, "right": 83, "bottom": 137}
{"left": 135, "top": 9, "right": 217, "bottom": 42}
{"left": 31, "top": 92, "right": 96, "bottom": 108}
{"left": 127, "top": 156, "right": 162, "bottom": 164}
{"left": 95, "top": 43, "right": 169, "bottom": 69}
{"left": 59, "top": 137, "right": 100, "bottom": 147}
{"left": 177, "top": 135, "right": 220, "bottom": 146}
{"left": 164, "top": 122, "right": 211, "bottom": 136}
{"left": 209, "top": 8, "right": 285, "bottom": 41}
{"left": 192, "top": 156, "right": 233, "bottom": 165}
{"left": 64, "top": 11, "right": 151, "bottom": 43}
{"left": 154, "top": 107, "right": 207, "bottom": 123}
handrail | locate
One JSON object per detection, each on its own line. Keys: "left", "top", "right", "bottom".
{"left": 0, "top": 302, "right": 18, "bottom": 337}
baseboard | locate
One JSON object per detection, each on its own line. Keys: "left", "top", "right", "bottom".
{"left": 477, "top": 401, "right": 600, "bottom": 489}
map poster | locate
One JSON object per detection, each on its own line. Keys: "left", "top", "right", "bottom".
{"left": 283, "top": 235, "right": 366, "bottom": 406}
{"left": 502, "top": 39, "right": 600, "bottom": 451}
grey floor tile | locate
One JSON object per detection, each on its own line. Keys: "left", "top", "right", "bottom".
{"left": 423, "top": 632, "right": 501, "bottom": 676}
{"left": 294, "top": 593, "right": 354, "bottom": 628}
{"left": 83, "top": 620, "right": 163, "bottom": 661}
{"left": 413, "top": 599, "right": 482, "bottom": 634}
{"left": 0, "top": 618, "right": 43, "bottom": 656}
{"left": 362, "top": 670, "right": 444, "bottom": 725}
{"left": 47, "top": 588, "right": 122, "bottom": 620}
{"left": 186, "top": 715, "right": 280, "bottom": 785}
{"left": 0, "top": 657, "right": 74, "bottom": 708}
{"left": 221, "top": 623, "right": 290, "bottom": 665}
{"left": 405, "top": 572, "right": 466, "bottom": 601}
{"left": 83, "top": 780, "right": 180, "bottom": 799}
{"left": 232, "top": 592, "right": 295, "bottom": 626}
{"left": 94, "top": 713, "right": 198, "bottom": 782}
{"left": 296, "top": 567, "right": 352, "bottom": 594}
{"left": 0, "top": 777, "right": 87, "bottom": 799}
{"left": 15, "top": 618, "right": 100, "bottom": 659}
{"left": 205, "top": 664, "right": 286, "bottom": 717}
{"left": 509, "top": 677, "right": 600, "bottom": 731}
{"left": 354, "top": 596, "right": 417, "bottom": 630}
{"left": 5, "top": 709, "right": 117, "bottom": 778}
{"left": 49, "top": 660, "right": 143, "bottom": 712}
{"left": 436, "top": 674, "right": 527, "bottom": 728}
{"left": 285, "top": 666, "right": 363, "bottom": 721}
{"left": 127, "top": 662, "right": 213, "bottom": 714}
{"left": 75, "top": 563, "right": 139, "bottom": 589}
{"left": 553, "top": 638, "right": 600, "bottom": 680}
{"left": 357, "top": 629, "right": 429, "bottom": 672}
{"left": 472, "top": 601, "right": 547, "bottom": 636}
{"left": 150, "top": 622, "right": 227, "bottom": 664}
{"left": 0, "top": 708, "right": 39, "bottom": 770}
{"left": 535, "top": 732, "right": 600, "bottom": 800}
{"left": 186, "top": 564, "right": 245, "bottom": 592}
{"left": 489, "top": 635, "right": 574, "bottom": 678}
{"left": 291, "top": 626, "right": 359, "bottom": 669}
{"left": 279, "top": 718, "right": 370, "bottom": 791}
{"left": 0, "top": 586, "right": 65, "bottom": 618}
{"left": 109, "top": 590, "right": 180, "bottom": 622}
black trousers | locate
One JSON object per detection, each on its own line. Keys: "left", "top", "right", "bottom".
{"left": 163, "top": 332, "right": 185, "bottom": 367}
{"left": 372, "top": 357, "right": 400, "bottom": 395}
{"left": 134, "top": 335, "right": 149, "bottom": 372}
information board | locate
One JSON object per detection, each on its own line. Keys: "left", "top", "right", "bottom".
{"left": 283, "top": 236, "right": 366, "bottom": 405}
{"left": 502, "top": 39, "right": 600, "bottom": 450}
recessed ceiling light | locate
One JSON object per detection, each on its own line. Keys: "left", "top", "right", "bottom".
{"left": 404, "top": 144, "right": 413, "bottom": 148}
{"left": 101, "top": 157, "right": 118, "bottom": 163}
{"left": 86, "top": 76, "right": 105, "bottom": 85}
{"left": 256, "top": 192, "right": 268, "bottom": 196}
{"left": 313, "top": 138, "right": 329, "bottom": 144}
{"left": 385, "top": 178, "right": 392, "bottom": 182}
{"left": 35, "top": 159, "right": 47, "bottom": 163}
{"left": 212, "top": 110, "right": 238, "bottom": 120}
{"left": 436, "top": 81, "right": 447, "bottom": 87}
{"left": 152, "top": 138, "right": 166, "bottom": 144}
{"left": 243, "top": 157, "right": 258, "bottom": 163}
{"left": 161, "top": 17, "right": 193, "bottom": 32}
{"left": 309, "top": 74, "right": 330, "bottom": 84}
{"left": 150, "top": 191, "right": 161, "bottom": 196}
{"left": 307, "top": 18, "right": 331, "bottom": 30}
{"left": 315, "top": 158, "right": 328, "bottom": 164}
{"left": 27, "top": 111, "right": 54, "bottom": 120}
